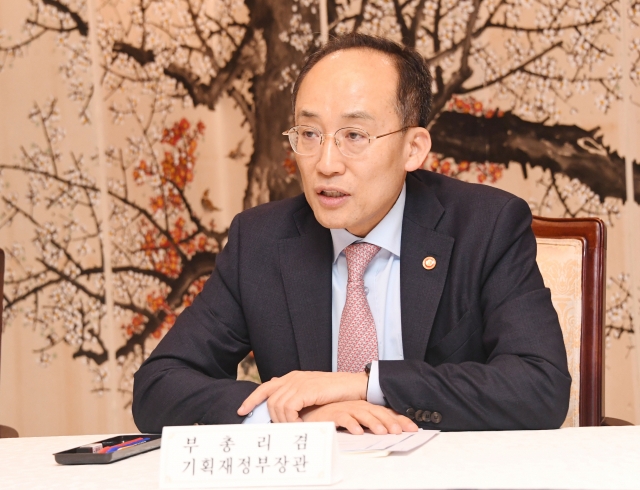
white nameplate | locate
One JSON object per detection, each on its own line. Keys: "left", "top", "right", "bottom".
{"left": 159, "top": 422, "right": 340, "bottom": 488}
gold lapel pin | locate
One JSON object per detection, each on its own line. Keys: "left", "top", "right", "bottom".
{"left": 422, "top": 256, "right": 436, "bottom": 270}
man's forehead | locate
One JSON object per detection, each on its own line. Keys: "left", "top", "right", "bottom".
{"left": 302, "top": 48, "right": 397, "bottom": 85}
{"left": 312, "top": 49, "right": 393, "bottom": 80}
{"left": 324, "top": 47, "right": 394, "bottom": 65}
{"left": 295, "top": 49, "right": 398, "bottom": 121}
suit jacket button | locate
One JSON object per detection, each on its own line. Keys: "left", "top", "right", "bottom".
{"left": 430, "top": 411, "right": 442, "bottom": 424}
{"left": 421, "top": 411, "right": 431, "bottom": 422}
{"left": 406, "top": 408, "right": 415, "bottom": 419}
{"left": 415, "top": 410, "right": 423, "bottom": 421}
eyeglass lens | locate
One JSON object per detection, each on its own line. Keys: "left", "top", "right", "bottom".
{"left": 289, "top": 127, "right": 370, "bottom": 157}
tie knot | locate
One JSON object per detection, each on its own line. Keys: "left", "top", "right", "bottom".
{"left": 344, "top": 242, "right": 381, "bottom": 282}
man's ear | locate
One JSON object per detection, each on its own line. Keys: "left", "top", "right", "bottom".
{"left": 404, "top": 128, "right": 432, "bottom": 172}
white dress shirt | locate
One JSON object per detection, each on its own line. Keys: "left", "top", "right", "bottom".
{"left": 244, "top": 184, "right": 406, "bottom": 423}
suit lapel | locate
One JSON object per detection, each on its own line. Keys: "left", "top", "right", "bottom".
{"left": 400, "top": 174, "right": 455, "bottom": 360}
{"left": 278, "top": 205, "right": 333, "bottom": 372}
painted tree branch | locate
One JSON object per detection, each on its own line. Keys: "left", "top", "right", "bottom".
{"left": 429, "top": 111, "right": 639, "bottom": 203}
{"left": 392, "top": 0, "right": 412, "bottom": 45}
{"left": 114, "top": 250, "right": 218, "bottom": 360}
{"left": 1, "top": 99, "right": 229, "bottom": 375}
{"left": 430, "top": 0, "right": 481, "bottom": 119}
{"left": 1, "top": 157, "right": 189, "bottom": 266}
{"left": 41, "top": 0, "right": 88, "bottom": 36}
{"left": 113, "top": 25, "right": 255, "bottom": 111}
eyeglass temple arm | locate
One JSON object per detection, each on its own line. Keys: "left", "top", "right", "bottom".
{"left": 371, "top": 127, "right": 411, "bottom": 140}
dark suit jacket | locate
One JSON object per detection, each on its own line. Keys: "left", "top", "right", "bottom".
{"left": 133, "top": 170, "right": 571, "bottom": 433}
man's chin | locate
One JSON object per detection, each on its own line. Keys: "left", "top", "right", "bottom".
{"left": 311, "top": 209, "right": 352, "bottom": 231}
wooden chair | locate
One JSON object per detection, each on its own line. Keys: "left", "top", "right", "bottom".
{"left": 532, "top": 216, "right": 632, "bottom": 427}
{"left": 0, "top": 248, "right": 19, "bottom": 438}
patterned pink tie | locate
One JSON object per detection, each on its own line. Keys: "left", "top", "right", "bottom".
{"left": 337, "top": 242, "right": 381, "bottom": 373}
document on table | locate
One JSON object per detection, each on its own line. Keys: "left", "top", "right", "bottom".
{"left": 337, "top": 429, "right": 439, "bottom": 453}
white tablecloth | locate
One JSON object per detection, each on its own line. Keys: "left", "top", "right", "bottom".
{"left": 1, "top": 426, "right": 639, "bottom": 489}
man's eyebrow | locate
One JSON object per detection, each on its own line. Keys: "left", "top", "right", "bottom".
{"left": 296, "top": 109, "right": 375, "bottom": 121}
{"left": 297, "top": 109, "right": 319, "bottom": 119}
{"left": 341, "top": 110, "right": 375, "bottom": 121}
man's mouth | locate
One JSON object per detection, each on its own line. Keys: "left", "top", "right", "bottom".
{"left": 319, "top": 190, "right": 347, "bottom": 198}
{"left": 315, "top": 188, "right": 350, "bottom": 207}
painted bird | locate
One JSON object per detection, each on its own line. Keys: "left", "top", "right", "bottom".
{"left": 201, "top": 189, "right": 221, "bottom": 213}
{"left": 227, "top": 138, "right": 246, "bottom": 160}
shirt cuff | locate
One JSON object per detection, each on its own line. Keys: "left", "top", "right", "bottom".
{"left": 366, "top": 361, "right": 387, "bottom": 406}
{"left": 241, "top": 400, "right": 271, "bottom": 424}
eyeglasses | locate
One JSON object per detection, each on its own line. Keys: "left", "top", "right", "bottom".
{"left": 282, "top": 125, "right": 412, "bottom": 158}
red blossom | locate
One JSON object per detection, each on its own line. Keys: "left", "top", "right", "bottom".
{"left": 122, "top": 118, "right": 218, "bottom": 339}
{"left": 282, "top": 148, "right": 297, "bottom": 176}
{"left": 448, "top": 96, "right": 504, "bottom": 119}
{"left": 426, "top": 155, "right": 504, "bottom": 186}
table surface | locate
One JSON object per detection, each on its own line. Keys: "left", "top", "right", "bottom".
{"left": 1, "top": 426, "right": 639, "bottom": 490}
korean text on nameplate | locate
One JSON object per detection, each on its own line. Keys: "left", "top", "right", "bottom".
{"left": 159, "top": 422, "right": 339, "bottom": 488}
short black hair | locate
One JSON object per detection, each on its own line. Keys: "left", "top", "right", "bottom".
{"left": 292, "top": 33, "right": 433, "bottom": 128}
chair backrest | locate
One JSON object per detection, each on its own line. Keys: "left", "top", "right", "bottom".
{"left": 532, "top": 217, "right": 606, "bottom": 427}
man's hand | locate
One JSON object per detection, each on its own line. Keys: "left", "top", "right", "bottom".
{"left": 237, "top": 371, "right": 368, "bottom": 422}
{"left": 300, "top": 401, "right": 419, "bottom": 435}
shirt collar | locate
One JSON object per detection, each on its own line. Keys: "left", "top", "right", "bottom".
{"left": 330, "top": 182, "right": 406, "bottom": 263}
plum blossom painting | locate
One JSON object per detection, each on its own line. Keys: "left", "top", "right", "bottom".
{"left": 0, "top": 0, "right": 638, "bottom": 435}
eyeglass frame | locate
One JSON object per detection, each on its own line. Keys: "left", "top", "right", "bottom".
{"left": 282, "top": 125, "right": 416, "bottom": 157}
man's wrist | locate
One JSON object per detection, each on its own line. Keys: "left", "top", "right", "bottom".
{"left": 353, "top": 370, "right": 368, "bottom": 400}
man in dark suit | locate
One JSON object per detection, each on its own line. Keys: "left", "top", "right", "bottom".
{"left": 133, "top": 34, "right": 570, "bottom": 434}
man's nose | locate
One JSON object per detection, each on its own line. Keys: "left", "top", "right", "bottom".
{"left": 316, "top": 135, "right": 345, "bottom": 175}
